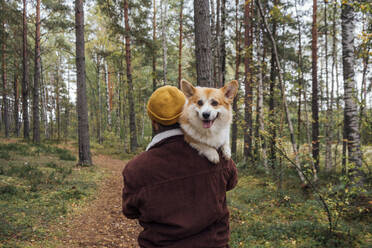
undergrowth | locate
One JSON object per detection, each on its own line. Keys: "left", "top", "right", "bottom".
{"left": 228, "top": 166, "right": 371, "bottom": 248}
{"left": 0, "top": 140, "right": 102, "bottom": 248}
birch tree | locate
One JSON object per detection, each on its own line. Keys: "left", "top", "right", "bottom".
{"left": 341, "top": 0, "right": 365, "bottom": 184}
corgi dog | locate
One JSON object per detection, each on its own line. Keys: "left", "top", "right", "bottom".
{"left": 179, "top": 79, "right": 238, "bottom": 164}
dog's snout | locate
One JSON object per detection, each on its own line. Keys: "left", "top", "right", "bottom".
{"left": 202, "top": 112, "right": 210, "bottom": 119}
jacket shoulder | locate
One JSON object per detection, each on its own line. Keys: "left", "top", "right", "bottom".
{"left": 123, "top": 151, "right": 153, "bottom": 191}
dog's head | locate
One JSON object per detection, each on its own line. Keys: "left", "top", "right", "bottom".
{"left": 180, "top": 79, "right": 238, "bottom": 130}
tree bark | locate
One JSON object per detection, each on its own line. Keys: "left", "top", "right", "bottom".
{"left": 75, "top": 0, "right": 92, "bottom": 165}
{"left": 193, "top": 0, "right": 213, "bottom": 87}
{"left": 124, "top": 0, "right": 138, "bottom": 152}
{"left": 14, "top": 72, "right": 20, "bottom": 137}
{"left": 295, "top": 0, "right": 303, "bottom": 149}
{"left": 255, "top": 14, "right": 268, "bottom": 172}
{"left": 161, "top": 0, "right": 168, "bottom": 84}
{"left": 219, "top": 0, "right": 226, "bottom": 87}
{"left": 56, "top": 68, "right": 61, "bottom": 141}
{"left": 324, "top": 0, "right": 333, "bottom": 172}
{"left": 243, "top": 0, "right": 253, "bottom": 160}
{"left": 152, "top": 0, "right": 157, "bottom": 91}
{"left": 22, "top": 0, "right": 30, "bottom": 140}
{"left": 341, "top": 1, "right": 364, "bottom": 183}
{"left": 269, "top": 0, "right": 277, "bottom": 168}
{"left": 178, "top": 0, "right": 184, "bottom": 87}
{"left": 2, "top": 20, "right": 9, "bottom": 138}
{"left": 33, "top": 0, "right": 41, "bottom": 143}
{"left": 215, "top": 0, "right": 221, "bottom": 87}
{"left": 231, "top": 0, "right": 240, "bottom": 159}
{"left": 312, "top": 0, "right": 320, "bottom": 172}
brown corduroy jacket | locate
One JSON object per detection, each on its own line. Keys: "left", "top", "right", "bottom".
{"left": 122, "top": 132, "right": 238, "bottom": 248}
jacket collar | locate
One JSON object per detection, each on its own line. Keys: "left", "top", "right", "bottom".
{"left": 146, "top": 128, "right": 183, "bottom": 151}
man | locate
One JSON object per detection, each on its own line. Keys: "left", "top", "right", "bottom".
{"left": 122, "top": 85, "right": 238, "bottom": 248}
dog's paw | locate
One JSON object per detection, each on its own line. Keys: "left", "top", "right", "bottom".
{"left": 203, "top": 148, "right": 220, "bottom": 164}
{"left": 221, "top": 144, "right": 231, "bottom": 160}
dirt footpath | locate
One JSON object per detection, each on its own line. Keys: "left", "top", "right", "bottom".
{"left": 60, "top": 154, "right": 141, "bottom": 248}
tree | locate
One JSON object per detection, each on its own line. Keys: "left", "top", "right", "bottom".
{"left": 324, "top": 0, "right": 333, "bottom": 172}
{"left": 341, "top": 0, "right": 364, "bottom": 184}
{"left": 22, "top": 0, "right": 30, "bottom": 140}
{"left": 152, "top": 0, "right": 157, "bottom": 90}
{"left": 257, "top": 0, "right": 306, "bottom": 184}
{"left": 231, "top": 0, "right": 241, "bottom": 159}
{"left": 243, "top": 0, "right": 253, "bottom": 160}
{"left": 178, "top": 0, "right": 184, "bottom": 87}
{"left": 75, "top": 0, "right": 92, "bottom": 165}
{"left": 124, "top": 0, "right": 138, "bottom": 152}
{"left": 2, "top": 19, "right": 9, "bottom": 138}
{"left": 161, "top": 0, "right": 168, "bottom": 84}
{"left": 193, "top": 0, "right": 213, "bottom": 87}
{"left": 219, "top": 0, "right": 226, "bottom": 87}
{"left": 312, "top": 0, "right": 319, "bottom": 172}
{"left": 33, "top": 0, "right": 41, "bottom": 143}
{"left": 269, "top": 0, "right": 278, "bottom": 168}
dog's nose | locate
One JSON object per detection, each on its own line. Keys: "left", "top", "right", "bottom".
{"left": 202, "top": 112, "right": 210, "bottom": 119}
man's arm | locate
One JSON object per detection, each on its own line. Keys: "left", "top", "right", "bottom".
{"left": 226, "top": 159, "right": 238, "bottom": 191}
{"left": 122, "top": 170, "right": 140, "bottom": 219}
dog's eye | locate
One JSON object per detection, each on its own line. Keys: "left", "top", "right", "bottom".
{"left": 211, "top": 100, "right": 219, "bottom": 106}
{"left": 197, "top": 100, "right": 203, "bottom": 106}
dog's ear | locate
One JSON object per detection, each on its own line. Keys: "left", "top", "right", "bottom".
{"left": 180, "top": 79, "right": 195, "bottom": 98}
{"left": 222, "top": 80, "right": 238, "bottom": 101}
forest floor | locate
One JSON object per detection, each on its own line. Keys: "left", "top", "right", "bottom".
{"left": 0, "top": 139, "right": 142, "bottom": 248}
{"left": 55, "top": 154, "right": 141, "bottom": 248}
{"left": 1, "top": 139, "right": 370, "bottom": 248}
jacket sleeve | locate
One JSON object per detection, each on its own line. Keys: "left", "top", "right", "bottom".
{"left": 122, "top": 168, "right": 140, "bottom": 219}
{"left": 226, "top": 159, "right": 238, "bottom": 191}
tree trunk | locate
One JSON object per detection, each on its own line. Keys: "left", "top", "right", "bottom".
{"left": 312, "top": 0, "right": 320, "bottom": 172}
{"left": 341, "top": 1, "right": 364, "bottom": 184}
{"left": 56, "top": 69, "right": 60, "bottom": 141}
{"left": 231, "top": 0, "right": 240, "bottom": 159}
{"left": 257, "top": 0, "right": 307, "bottom": 184}
{"left": 14, "top": 72, "right": 20, "bottom": 137}
{"left": 40, "top": 56, "right": 48, "bottom": 139}
{"left": 215, "top": 0, "right": 221, "bottom": 87}
{"left": 243, "top": 0, "right": 253, "bottom": 160}
{"left": 124, "top": 0, "right": 138, "bottom": 152}
{"left": 105, "top": 62, "right": 112, "bottom": 128}
{"left": 33, "top": 0, "right": 41, "bottom": 143}
{"left": 255, "top": 15, "right": 268, "bottom": 173}
{"left": 219, "top": 0, "right": 226, "bottom": 87}
{"left": 269, "top": 1, "right": 277, "bottom": 168}
{"left": 75, "top": 0, "right": 92, "bottom": 165}
{"left": 324, "top": 0, "right": 333, "bottom": 172}
{"left": 2, "top": 21, "right": 9, "bottom": 138}
{"left": 295, "top": 0, "right": 303, "bottom": 149}
{"left": 95, "top": 57, "right": 102, "bottom": 143}
{"left": 178, "top": 0, "right": 184, "bottom": 87}
{"left": 210, "top": 0, "right": 216, "bottom": 84}
{"left": 22, "top": 0, "right": 30, "bottom": 140}
{"left": 152, "top": 0, "right": 157, "bottom": 91}
{"left": 194, "top": 0, "right": 213, "bottom": 87}
{"left": 161, "top": 0, "right": 168, "bottom": 84}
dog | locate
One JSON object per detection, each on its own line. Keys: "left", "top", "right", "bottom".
{"left": 179, "top": 79, "right": 238, "bottom": 164}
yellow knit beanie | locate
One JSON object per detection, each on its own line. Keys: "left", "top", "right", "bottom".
{"left": 147, "top": 86, "right": 186, "bottom": 126}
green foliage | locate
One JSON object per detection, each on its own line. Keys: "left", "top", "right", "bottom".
{"left": 0, "top": 141, "right": 102, "bottom": 247}
{"left": 228, "top": 168, "right": 371, "bottom": 248}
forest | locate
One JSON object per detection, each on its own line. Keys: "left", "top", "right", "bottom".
{"left": 0, "top": 0, "right": 371, "bottom": 247}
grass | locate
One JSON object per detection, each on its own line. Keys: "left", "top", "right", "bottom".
{"left": 228, "top": 165, "right": 372, "bottom": 248}
{"left": 0, "top": 140, "right": 103, "bottom": 248}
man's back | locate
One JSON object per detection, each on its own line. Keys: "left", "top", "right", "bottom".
{"left": 122, "top": 135, "right": 237, "bottom": 248}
